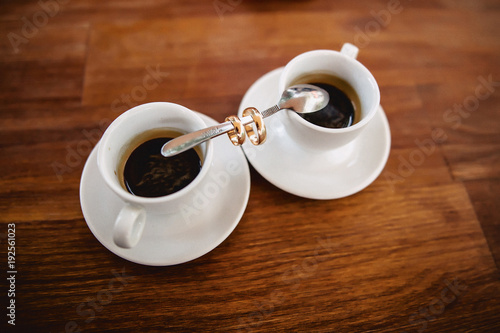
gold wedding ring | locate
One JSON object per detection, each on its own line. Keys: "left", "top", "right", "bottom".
{"left": 242, "top": 107, "right": 267, "bottom": 145}
{"left": 225, "top": 115, "right": 246, "bottom": 146}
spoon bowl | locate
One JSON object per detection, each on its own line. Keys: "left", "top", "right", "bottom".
{"left": 278, "top": 84, "right": 330, "bottom": 114}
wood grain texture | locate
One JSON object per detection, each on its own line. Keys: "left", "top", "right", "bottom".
{"left": 1, "top": 0, "right": 499, "bottom": 332}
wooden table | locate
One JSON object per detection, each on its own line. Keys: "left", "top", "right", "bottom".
{"left": 1, "top": 0, "right": 499, "bottom": 332}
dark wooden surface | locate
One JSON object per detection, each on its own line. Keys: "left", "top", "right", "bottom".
{"left": 1, "top": 0, "right": 499, "bottom": 332}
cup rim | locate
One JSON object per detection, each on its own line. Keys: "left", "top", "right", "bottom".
{"left": 280, "top": 49, "right": 380, "bottom": 134}
{"left": 97, "top": 102, "right": 214, "bottom": 205}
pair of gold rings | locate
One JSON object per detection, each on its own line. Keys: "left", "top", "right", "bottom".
{"left": 225, "top": 107, "right": 267, "bottom": 147}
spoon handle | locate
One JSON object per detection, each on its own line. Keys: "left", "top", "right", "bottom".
{"left": 161, "top": 122, "right": 235, "bottom": 157}
{"left": 161, "top": 107, "right": 275, "bottom": 157}
{"left": 261, "top": 104, "right": 281, "bottom": 118}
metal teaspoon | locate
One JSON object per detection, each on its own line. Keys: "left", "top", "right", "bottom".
{"left": 161, "top": 84, "right": 329, "bottom": 157}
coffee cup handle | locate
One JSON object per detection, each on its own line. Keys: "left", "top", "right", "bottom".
{"left": 113, "top": 204, "right": 146, "bottom": 248}
{"left": 340, "top": 43, "right": 359, "bottom": 59}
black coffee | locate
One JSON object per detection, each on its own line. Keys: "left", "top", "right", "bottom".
{"left": 291, "top": 74, "right": 361, "bottom": 128}
{"left": 121, "top": 136, "right": 202, "bottom": 198}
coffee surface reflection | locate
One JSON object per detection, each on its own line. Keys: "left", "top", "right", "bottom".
{"left": 120, "top": 133, "right": 202, "bottom": 198}
{"left": 291, "top": 73, "right": 361, "bottom": 128}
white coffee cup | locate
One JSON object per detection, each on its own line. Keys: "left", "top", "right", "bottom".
{"left": 97, "top": 102, "right": 213, "bottom": 249}
{"left": 277, "top": 43, "right": 380, "bottom": 151}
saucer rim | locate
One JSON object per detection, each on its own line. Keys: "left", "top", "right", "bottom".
{"left": 237, "top": 67, "right": 391, "bottom": 200}
{"left": 80, "top": 112, "right": 251, "bottom": 266}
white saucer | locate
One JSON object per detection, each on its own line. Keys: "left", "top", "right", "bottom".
{"left": 80, "top": 113, "right": 250, "bottom": 266}
{"left": 238, "top": 67, "right": 391, "bottom": 200}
